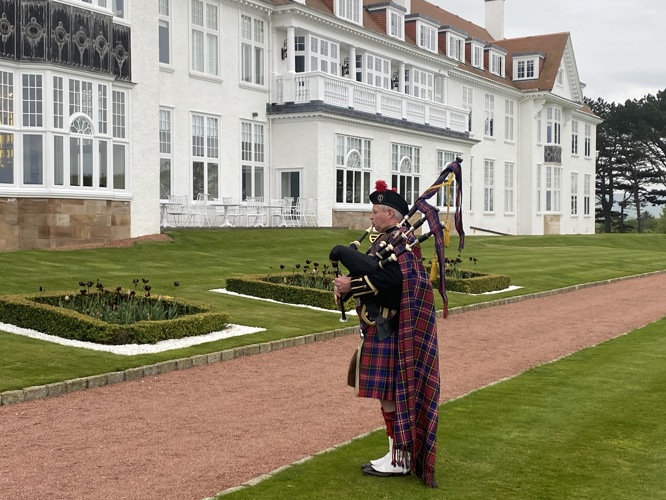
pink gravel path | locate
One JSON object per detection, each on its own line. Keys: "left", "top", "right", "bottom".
{"left": 1, "top": 273, "right": 665, "bottom": 500}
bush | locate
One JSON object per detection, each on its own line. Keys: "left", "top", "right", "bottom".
{"left": 227, "top": 274, "right": 355, "bottom": 311}
{"left": 436, "top": 270, "right": 511, "bottom": 294}
{"left": 0, "top": 292, "right": 230, "bottom": 345}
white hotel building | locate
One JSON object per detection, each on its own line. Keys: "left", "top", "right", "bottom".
{"left": 0, "top": 0, "right": 600, "bottom": 250}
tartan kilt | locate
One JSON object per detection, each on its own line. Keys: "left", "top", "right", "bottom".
{"left": 357, "top": 321, "right": 397, "bottom": 401}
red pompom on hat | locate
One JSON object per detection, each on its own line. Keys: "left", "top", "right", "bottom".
{"left": 375, "top": 180, "right": 388, "bottom": 192}
{"left": 369, "top": 179, "right": 409, "bottom": 216}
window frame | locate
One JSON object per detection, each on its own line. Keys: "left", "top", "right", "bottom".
{"left": 504, "top": 162, "right": 514, "bottom": 214}
{"left": 241, "top": 121, "right": 266, "bottom": 201}
{"left": 159, "top": 0, "right": 171, "bottom": 65}
{"left": 387, "top": 9, "right": 404, "bottom": 41}
{"left": 484, "top": 93, "right": 494, "bottom": 137}
{"left": 571, "top": 171, "right": 578, "bottom": 216}
{"left": 335, "top": 134, "right": 372, "bottom": 204}
{"left": 159, "top": 107, "right": 173, "bottom": 200}
{"left": 191, "top": 112, "right": 220, "bottom": 200}
{"left": 417, "top": 22, "right": 437, "bottom": 53}
{"left": 391, "top": 143, "right": 421, "bottom": 206}
{"left": 240, "top": 14, "right": 266, "bottom": 86}
{"left": 483, "top": 159, "right": 494, "bottom": 213}
{"left": 335, "top": 0, "right": 362, "bottom": 25}
{"left": 446, "top": 32, "right": 465, "bottom": 62}
{"left": 190, "top": 0, "right": 220, "bottom": 77}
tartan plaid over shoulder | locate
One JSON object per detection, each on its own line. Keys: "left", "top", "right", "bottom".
{"left": 393, "top": 233, "right": 440, "bottom": 487}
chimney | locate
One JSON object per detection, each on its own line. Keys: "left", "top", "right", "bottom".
{"left": 394, "top": 0, "right": 411, "bottom": 15}
{"left": 485, "top": 0, "right": 505, "bottom": 40}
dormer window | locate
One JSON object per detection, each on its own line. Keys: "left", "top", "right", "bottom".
{"left": 470, "top": 41, "right": 484, "bottom": 69}
{"left": 335, "top": 0, "right": 362, "bottom": 26}
{"left": 418, "top": 22, "right": 437, "bottom": 53}
{"left": 513, "top": 53, "right": 543, "bottom": 81}
{"left": 446, "top": 32, "right": 465, "bottom": 63}
{"left": 388, "top": 9, "right": 404, "bottom": 41}
{"left": 486, "top": 46, "right": 506, "bottom": 77}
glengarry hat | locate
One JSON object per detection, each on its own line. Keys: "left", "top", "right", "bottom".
{"left": 369, "top": 180, "right": 409, "bottom": 216}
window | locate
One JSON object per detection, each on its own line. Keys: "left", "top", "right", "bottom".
{"left": 97, "top": 84, "right": 107, "bottom": 135}
{"left": 335, "top": 135, "right": 371, "bottom": 204}
{"left": 309, "top": 36, "right": 339, "bottom": 76}
{"left": 191, "top": 0, "right": 219, "bottom": 76}
{"left": 436, "top": 151, "right": 459, "bottom": 208}
{"left": 557, "top": 68, "right": 564, "bottom": 86}
{"left": 391, "top": 143, "right": 420, "bottom": 205}
{"left": 336, "top": 0, "right": 362, "bottom": 25}
{"left": 159, "top": 0, "right": 171, "bottom": 65}
{"left": 571, "top": 120, "right": 579, "bottom": 155}
{"left": 0, "top": 69, "right": 127, "bottom": 192}
{"left": 294, "top": 36, "right": 306, "bottom": 73}
{"left": 191, "top": 113, "right": 219, "bottom": 199}
{"left": 515, "top": 59, "right": 535, "bottom": 80}
{"left": 471, "top": 43, "right": 483, "bottom": 69}
{"left": 241, "top": 15, "right": 265, "bottom": 85}
{"left": 544, "top": 165, "right": 561, "bottom": 212}
{"left": 406, "top": 68, "right": 433, "bottom": 100}
{"left": 388, "top": 10, "right": 404, "bottom": 40}
{"left": 504, "top": 99, "right": 514, "bottom": 141}
{"left": 463, "top": 85, "right": 472, "bottom": 132}
{"left": 446, "top": 33, "right": 464, "bottom": 62}
{"left": 489, "top": 51, "right": 504, "bottom": 77}
{"left": 418, "top": 23, "right": 437, "bottom": 53}
{"left": 484, "top": 94, "right": 494, "bottom": 137}
{"left": 584, "top": 124, "right": 592, "bottom": 157}
{"left": 484, "top": 159, "right": 494, "bottom": 212}
{"left": 536, "top": 164, "right": 542, "bottom": 212}
{"left": 159, "top": 108, "right": 172, "bottom": 200}
{"left": 536, "top": 111, "right": 542, "bottom": 144}
{"left": 365, "top": 54, "right": 390, "bottom": 89}
{"left": 571, "top": 172, "right": 578, "bottom": 215}
{"left": 241, "top": 122, "right": 265, "bottom": 200}
{"left": 546, "top": 106, "right": 561, "bottom": 145}
{"left": 22, "top": 74, "right": 43, "bottom": 127}
{"left": 111, "top": 90, "right": 127, "bottom": 189}
{"left": 583, "top": 174, "right": 591, "bottom": 215}
{"left": 112, "top": 0, "right": 125, "bottom": 18}
{"left": 504, "top": 162, "right": 514, "bottom": 213}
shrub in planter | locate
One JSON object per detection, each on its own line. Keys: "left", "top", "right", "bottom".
{"left": 226, "top": 274, "right": 355, "bottom": 311}
{"left": 0, "top": 290, "right": 230, "bottom": 345}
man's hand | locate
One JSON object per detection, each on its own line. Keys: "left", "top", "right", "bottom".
{"left": 333, "top": 276, "right": 352, "bottom": 304}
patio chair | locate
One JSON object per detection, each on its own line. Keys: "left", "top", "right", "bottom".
{"left": 166, "top": 195, "right": 190, "bottom": 227}
{"left": 245, "top": 197, "right": 265, "bottom": 227}
{"left": 190, "top": 193, "right": 211, "bottom": 227}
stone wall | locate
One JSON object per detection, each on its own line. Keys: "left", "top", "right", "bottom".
{"left": 0, "top": 198, "right": 130, "bottom": 251}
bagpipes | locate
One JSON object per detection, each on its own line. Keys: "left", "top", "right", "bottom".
{"left": 329, "top": 156, "right": 465, "bottom": 320}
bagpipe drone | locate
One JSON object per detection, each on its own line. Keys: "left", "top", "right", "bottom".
{"left": 329, "top": 156, "right": 465, "bottom": 321}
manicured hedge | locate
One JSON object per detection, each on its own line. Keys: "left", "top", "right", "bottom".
{"left": 226, "top": 274, "right": 355, "bottom": 311}
{"left": 441, "top": 270, "right": 511, "bottom": 294}
{"left": 0, "top": 292, "right": 230, "bottom": 345}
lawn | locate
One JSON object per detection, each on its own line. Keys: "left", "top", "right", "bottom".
{"left": 218, "top": 318, "right": 666, "bottom": 499}
{"left": 1, "top": 229, "right": 665, "bottom": 393}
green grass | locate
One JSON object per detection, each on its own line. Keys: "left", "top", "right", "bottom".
{"left": 1, "top": 230, "right": 665, "bottom": 393}
{"left": 218, "top": 318, "right": 666, "bottom": 500}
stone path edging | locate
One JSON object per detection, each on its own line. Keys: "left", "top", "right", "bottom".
{"left": 2, "top": 270, "right": 664, "bottom": 407}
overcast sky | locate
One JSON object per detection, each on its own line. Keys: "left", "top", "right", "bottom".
{"left": 433, "top": 0, "right": 665, "bottom": 104}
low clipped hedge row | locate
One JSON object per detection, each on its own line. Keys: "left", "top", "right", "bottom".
{"left": 442, "top": 270, "right": 511, "bottom": 294}
{"left": 0, "top": 292, "right": 230, "bottom": 345}
{"left": 226, "top": 274, "right": 355, "bottom": 311}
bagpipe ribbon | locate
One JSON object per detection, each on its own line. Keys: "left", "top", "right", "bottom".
{"left": 413, "top": 160, "right": 465, "bottom": 317}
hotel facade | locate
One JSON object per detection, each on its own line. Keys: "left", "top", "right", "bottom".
{"left": 0, "top": 0, "right": 601, "bottom": 250}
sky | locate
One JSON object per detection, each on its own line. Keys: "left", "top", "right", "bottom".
{"left": 433, "top": 0, "right": 665, "bottom": 104}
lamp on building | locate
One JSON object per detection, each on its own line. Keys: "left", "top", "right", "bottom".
{"left": 281, "top": 39, "right": 288, "bottom": 60}
{"left": 391, "top": 71, "right": 399, "bottom": 90}
{"left": 341, "top": 57, "right": 350, "bottom": 76}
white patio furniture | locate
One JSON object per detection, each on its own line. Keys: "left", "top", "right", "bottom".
{"left": 165, "top": 195, "right": 190, "bottom": 227}
{"left": 190, "top": 193, "right": 211, "bottom": 227}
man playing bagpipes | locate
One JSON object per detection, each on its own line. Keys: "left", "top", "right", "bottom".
{"left": 332, "top": 159, "right": 464, "bottom": 488}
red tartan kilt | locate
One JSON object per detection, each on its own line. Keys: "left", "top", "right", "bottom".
{"left": 357, "top": 323, "right": 397, "bottom": 400}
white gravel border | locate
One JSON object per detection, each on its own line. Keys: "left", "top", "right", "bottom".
{"left": 0, "top": 322, "right": 265, "bottom": 355}
{"left": 210, "top": 288, "right": 358, "bottom": 315}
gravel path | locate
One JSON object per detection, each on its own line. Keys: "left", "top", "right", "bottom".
{"left": 1, "top": 273, "right": 665, "bottom": 500}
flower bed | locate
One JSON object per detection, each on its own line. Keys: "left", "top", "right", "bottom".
{"left": 0, "top": 292, "right": 230, "bottom": 345}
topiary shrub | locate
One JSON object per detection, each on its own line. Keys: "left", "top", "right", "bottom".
{"left": 0, "top": 292, "right": 230, "bottom": 345}
{"left": 226, "top": 273, "right": 355, "bottom": 311}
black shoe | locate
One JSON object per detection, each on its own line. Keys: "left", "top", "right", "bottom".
{"left": 361, "top": 462, "right": 410, "bottom": 477}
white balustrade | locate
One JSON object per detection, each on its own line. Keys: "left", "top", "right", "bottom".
{"left": 274, "top": 72, "right": 469, "bottom": 133}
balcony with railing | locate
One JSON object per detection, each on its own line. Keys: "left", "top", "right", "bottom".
{"left": 270, "top": 72, "right": 470, "bottom": 135}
